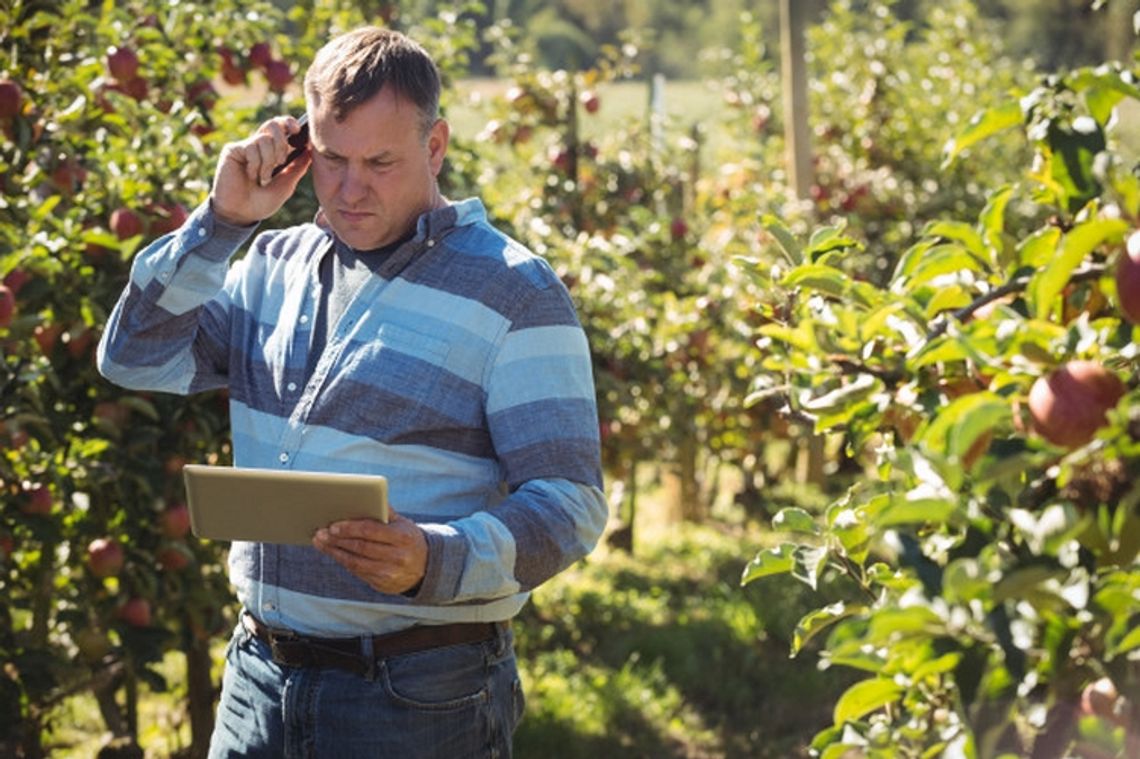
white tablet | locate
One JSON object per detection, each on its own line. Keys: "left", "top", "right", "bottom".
{"left": 182, "top": 465, "right": 390, "bottom": 545}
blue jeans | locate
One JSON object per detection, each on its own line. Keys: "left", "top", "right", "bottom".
{"left": 207, "top": 620, "right": 524, "bottom": 758}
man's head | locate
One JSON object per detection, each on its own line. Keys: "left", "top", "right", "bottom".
{"left": 304, "top": 27, "right": 441, "bottom": 136}
{"left": 304, "top": 27, "right": 449, "bottom": 251}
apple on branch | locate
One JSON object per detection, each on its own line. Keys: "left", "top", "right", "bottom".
{"left": 1028, "top": 360, "right": 1125, "bottom": 449}
{"left": 86, "top": 537, "right": 125, "bottom": 578}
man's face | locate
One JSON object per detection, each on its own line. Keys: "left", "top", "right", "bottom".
{"left": 308, "top": 87, "right": 448, "bottom": 250}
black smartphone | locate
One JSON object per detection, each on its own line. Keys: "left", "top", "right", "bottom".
{"left": 270, "top": 113, "right": 309, "bottom": 178}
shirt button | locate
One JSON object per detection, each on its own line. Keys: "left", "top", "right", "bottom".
{"left": 299, "top": 314, "right": 309, "bottom": 324}
{"left": 197, "top": 227, "right": 206, "bottom": 237}
{"left": 261, "top": 601, "right": 274, "bottom": 612}
{"left": 426, "top": 238, "right": 435, "bottom": 247}
{"left": 279, "top": 452, "right": 289, "bottom": 463}
{"left": 286, "top": 382, "right": 297, "bottom": 392}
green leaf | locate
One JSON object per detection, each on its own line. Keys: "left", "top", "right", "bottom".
{"left": 793, "top": 545, "right": 829, "bottom": 591}
{"left": 1029, "top": 218, "right": 1128, "bottom": 319}
{"left": 792, "top": 602, "right": 861, "bottom": 656}
{"left": 762, "top": 214, "right": 803, "bottom": 266}
{"left": 1068, "top": 66, "right": 1140, "bottom": 123}
{"left": 773, "top": 507, "right": 820, "bottom": 536}
{"left": 908, "top": 334, "right": 972, "bottom": 368}
{"left": 757, "top": 323, "right": 818, "bottom": 353}
{"left": 923, "top": 285, "right": 971, "bottom": 320}
{"left": 992, "top": 566, "right": 1068, "bottom": 603}
{"left": 878, "top": 496, "right": 959, "bottom": 527}
{"left": 1017, "top": 225, "right": 1062, "bottom": 268}
{"left": 1040, "top": 119, "right": 1107, "bottom": 214}
{"left": 833, "top": 678, "right": 905, "bottom": 724}
{"left": 890, "top": 244, "right": 986, "bottom": 293}
{"left": 920, "top": 391, "right": 1011, "bottom": 467}
{"left": 891, "top": 240, "right": 937, "bottom": 288}
{"left": 922, "top": 220, "right": 986, "bottom": 258}
{"left": 979, "top": 185, "right": 1015, "bottom": 263}
{"left": 807, "top": 225, "right": 863, "bottom": 260}
{"left": 782, "top": 263, "right": 849, "bottom": 299}
{"left": 1111, "top": 625, "right": 1140, "bottom": 656}
{"left": 741, "top": 543, "right": 797, "bottom": 585}
{"left": 942, "top": 101, "right": 1022, "bottom": 168}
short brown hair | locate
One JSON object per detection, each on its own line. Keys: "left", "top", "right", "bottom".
{"left": 304, "top": 27, "right": 441, "bottom": 136}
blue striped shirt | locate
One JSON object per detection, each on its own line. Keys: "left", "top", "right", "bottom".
{"left": 97, "top": 197, "right": 607, "bottom": 637}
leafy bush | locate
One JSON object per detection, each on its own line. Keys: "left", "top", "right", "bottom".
{"left": 743, "top": 50, "right": 1140, "bottom": 759}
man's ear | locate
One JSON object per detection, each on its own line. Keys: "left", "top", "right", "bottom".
{"left": 427, "top": 118, "right": 449, "bottom": 176}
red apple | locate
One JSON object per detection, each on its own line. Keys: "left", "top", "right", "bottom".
{"left": 0, "top": 284, "right": 13, "bottom": 328}
{"left": 20, "top": 482, "right": 52, "bottom": 516}
{"left": 49, "top": 159, "right": 86, "bottom": 196}
{"left": 86, "top": 537, "right": 125, "bottom": 578}
{"left": 1028, "top": 361, "right": 1125, "bottom": 449}
{"left": 106, "top": 46, "right": 140, "bottom": 81}
{"left": 117, "top": 597, "right": 151, "bottom": 627}
{"left": 159, "top": 502, "right": 191, "bottom": 539}
{"left": 109, "top": 207, "right": 143, "bottom": 240}
{"left": 64, "top": 326, "right": 94, "bottom": 359}
{"left": 156, "top": 543, "right": 191, "bottom": 571}
{"left": 33, "top": 323, "right": 62, "bottom": 354}
{"left": 1117, "top": 229, "right": 1140, "bottom": 325}
{"left": 579, "top": 90, "right": 600, "bottom": 114}
{"left": 248, "top": 42, "right": 272, "bottom": 70}
{"left": 3, "top": 269, "right": 31, "bottom": 295}
{"left": 0, "top": 79, "right": 22, "bottom": 119}
{"left": 670, "top": 217, "right": 689, "bottom": 241}
{"left": 1080, "top": 677, "right": 1130, "bottom": 728}
{"left": 121, "top": 75, "right": 148, "bottom": 102}
{"left": 264, "top": 60, "right": 293, "bottom": 93}
{"left": 187, "top": 80, "right": 217, "bottom": 110}
{"left": 218, "top": 47, "right": 247, "bottom": 86}
{"left": 148, "top": 203, "right": 188, "bottom": 235}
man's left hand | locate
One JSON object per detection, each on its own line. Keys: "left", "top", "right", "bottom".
{"left": 312, "top": 511, "right": 427, "bottom": 595}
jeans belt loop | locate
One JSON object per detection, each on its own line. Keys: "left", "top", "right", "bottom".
{"left": 360, "top": 635, "right": 377, "bottom": 682}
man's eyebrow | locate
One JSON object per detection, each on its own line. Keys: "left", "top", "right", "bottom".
{"left": 318, "top": 146, "right": 395, "bottom": 162}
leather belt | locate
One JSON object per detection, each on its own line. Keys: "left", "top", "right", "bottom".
{"left": 242, "top": 612, "right": 503, "bottom": 675}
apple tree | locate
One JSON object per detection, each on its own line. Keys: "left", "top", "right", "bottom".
{"left": 0, "top": 0, "right": 301, "bottom": 754}
{"left": 742, "top": 54, "right": 1140, "bottom": 758}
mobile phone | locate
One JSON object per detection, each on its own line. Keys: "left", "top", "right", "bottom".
{"left": 270, "top": 113, "right": 309, "bottom": 178}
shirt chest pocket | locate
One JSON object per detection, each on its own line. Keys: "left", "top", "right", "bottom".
{"left": 334, "top": 323, "right": 452, "bottom": 440}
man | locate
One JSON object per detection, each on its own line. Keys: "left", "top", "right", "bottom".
{"left": 97, "top": 27, "right": 606, "bottom": 757}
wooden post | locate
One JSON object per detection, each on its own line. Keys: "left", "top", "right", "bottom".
{"left": 780, "top": 0, "right": 812, "bottom": 200}
{"left": 781, "top": 0, "right": 825, "bottom": 485}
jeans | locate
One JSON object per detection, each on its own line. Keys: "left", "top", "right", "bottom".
{"left": 207, "top": 620, "right": 525, "bottom": 758}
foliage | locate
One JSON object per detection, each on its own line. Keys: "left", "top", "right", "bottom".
{"left": 742, "top": 48, "right": 1140, "bottom": 759}
{"left": 514, "top": 522, "right": 857, "bottom": 759}
{"left": 0, "top": 0, "right": 482, "bottom": 755}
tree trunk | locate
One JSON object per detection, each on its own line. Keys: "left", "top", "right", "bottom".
{"left": 185, "top": 633, "right": 215, "bottom": 759}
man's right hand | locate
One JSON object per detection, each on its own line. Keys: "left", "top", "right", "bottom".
{"left": 211, "top": 115, "right": 311, "bottom": 227}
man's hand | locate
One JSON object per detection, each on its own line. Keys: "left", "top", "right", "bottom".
{"left": 312, "top": 510, "right": 428, "bottom": 595}
{"left": 211, "top": 115, "right": 310, "bottom": 227}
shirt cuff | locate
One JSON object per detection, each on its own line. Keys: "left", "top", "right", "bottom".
{"left": 406, "top": 524, "right": 466, "bottom": 604}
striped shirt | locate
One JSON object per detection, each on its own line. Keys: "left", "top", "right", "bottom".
{"left": 97, "top": 197, "right": 607, "bottom": 637}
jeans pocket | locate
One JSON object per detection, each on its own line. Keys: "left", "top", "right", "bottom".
{"left": 380, "top": 643, "right": 489, "bottom": 710}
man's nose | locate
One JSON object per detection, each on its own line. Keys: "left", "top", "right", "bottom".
{"left": 339, "top": 164, "right": 369, "bottom": 204}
